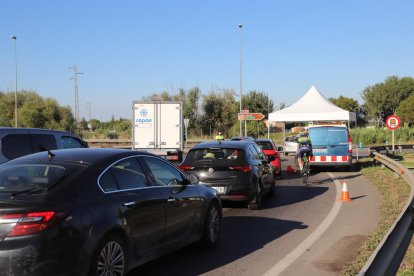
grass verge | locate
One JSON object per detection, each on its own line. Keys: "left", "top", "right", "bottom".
{"left": 341, "top": 158, "right": 414, "bottom": 275}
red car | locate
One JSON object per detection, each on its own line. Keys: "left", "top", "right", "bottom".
{"left": 254, "top": 138, "right": 282, "bottom": 178}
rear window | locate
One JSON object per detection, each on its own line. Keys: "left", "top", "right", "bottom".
{"left": 255, "top": 141, "right": 273, "bottom": 150}
{"left": 185, "top": 148, "right": 246, "bottom": 164}
{"left": 0, "top": 163, "right": 71, "bottom": 193}
{"left": 285, "top": 136, "right": 297, "bottom": 143}
{"left": 309, "top": 127, "right": 348, "bottom": 146}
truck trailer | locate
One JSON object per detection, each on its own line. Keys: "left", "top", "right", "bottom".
{"left": 132, "top": 101, "right": 184, "bottom": 161}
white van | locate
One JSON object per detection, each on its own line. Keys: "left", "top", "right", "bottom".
{"left": 0, "top": 127, "right": 88, "bottom": 164}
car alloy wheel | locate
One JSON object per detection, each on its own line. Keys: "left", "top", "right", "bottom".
{"left": 92, "top": 235, "right": 126, "bottom": 276}
{"left": 200, "top": 203, "right": 221, "bottom": 247}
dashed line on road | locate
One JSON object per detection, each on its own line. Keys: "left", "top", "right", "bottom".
{"left": 263, "top": 172, "right": 342, "bottom": 276}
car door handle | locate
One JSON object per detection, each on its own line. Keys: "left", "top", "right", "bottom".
{"left": 167, "top": 197, "right": 176, "bottom": 203}
{"left": 123, "top": 202, "right": 135, "bottom": 207}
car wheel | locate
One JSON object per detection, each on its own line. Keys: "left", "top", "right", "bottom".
{"left": 89, "top": 234, "right": 127, "bottom": 276}
{"left": 248, "top": 184, "right": 262, "bottom": 210}
{"left": 200, "top": 202, "right": 221, "bottom": 248}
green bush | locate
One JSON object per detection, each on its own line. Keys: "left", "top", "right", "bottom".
{"left": 350, "top": 127, "right": 414, "bottom": 146}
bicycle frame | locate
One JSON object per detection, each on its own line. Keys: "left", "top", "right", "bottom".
{"left": 302, "top": 153, "right": 310, "bottom": 186}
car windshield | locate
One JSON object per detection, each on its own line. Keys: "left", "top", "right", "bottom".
{"left": 185, "top": 148, "right": 246, "bottom": 164}
{"left": 255, "top": 141, "right": 273, "bottom": 150}
{"left": 286, "top": 136, "right": 296, "bottom": 142}
{"left": 0, "top": 162, "right": 78, "bottom": 194}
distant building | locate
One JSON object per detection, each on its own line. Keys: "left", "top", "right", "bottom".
{"left": 264, "top": 120, "right": 285, "bottom": 132}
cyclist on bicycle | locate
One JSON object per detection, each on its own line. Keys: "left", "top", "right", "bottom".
{"left": 296, "top": 130, "right": 313, "bottom": 173}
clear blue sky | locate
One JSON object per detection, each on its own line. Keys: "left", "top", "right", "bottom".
{"left": 1, "top": 1, "right": 413, "bottom": 121}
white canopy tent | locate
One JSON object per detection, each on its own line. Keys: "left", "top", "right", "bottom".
{"left": 269, "top": 86, "right": 356, "bottom": 123}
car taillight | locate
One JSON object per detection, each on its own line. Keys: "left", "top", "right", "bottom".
{"left": 348, "top": 135, "right": 352, "bottom": 153}
{"left": 178, "top": 165, "right": 193, "bottom": 171}
{"left": 0, "top": 211, "right": 68, "bottom": 237}
{"left": 166, "top": 155, "right": 179, "bottom": 161}
{"left": 229, "top": 165, "right": 252, "bottom": 173}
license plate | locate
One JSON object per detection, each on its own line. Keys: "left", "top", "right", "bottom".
{"left": 213, "top": 186, "right": 225, "bottom": 193}
{"left": 313, "top": 148, "right": 327, "bottom": 153}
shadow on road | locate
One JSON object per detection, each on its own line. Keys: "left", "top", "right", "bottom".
{"left": 267, "top": 185, "right": 329, "bottom": 208}
{"left": 128, "top": 216, "right": 307, "bottom": 276}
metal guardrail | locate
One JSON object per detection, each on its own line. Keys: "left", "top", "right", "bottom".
{"left": 359, "top": 149, "right": 414, "bottom": 276}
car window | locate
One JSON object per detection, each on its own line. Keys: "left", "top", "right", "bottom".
{"left": 2, "top": 134, "right": 32, "bottom": 160}
{"left": 286, "top": 136, "right": 297, "bottom": 143}
{"left": 309, "top": 127, "right": 348, "bottom": 146}
{"left": 256, "top": 141, "right": 273, "bottom": 150}
{"left": 248, "top": 145, "right": 261, "bottom": 159}
{"left": 185, "top": 148, "right": 245, "bottom": 163}
{"left": 252, "top": 143, "right": 266, "bottom": 159}
{"left": 61, "top": 136, "right": 85, "bottom": 149}
{"left": 31, "top": 134, "right": 58, "bottom": 152}
{"left": 141, "top": 156, "right": 186, "bottom": 186}
{"left": 0, "top": 164, "right": 67, "bottom": 191}
{"left": 100, "top": 157, "right": 149, "bottom": 192}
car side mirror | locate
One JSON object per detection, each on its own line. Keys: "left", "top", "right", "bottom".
{"left": 267, "top": 155, "right": 276, "bottom": 162}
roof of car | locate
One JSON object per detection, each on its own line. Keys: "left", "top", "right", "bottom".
{"left": 8, "top": 148, "right": 157, "bottom": 165}
{"left": 191, "top": 140, "right": 253, "bottom": 150}
{"left": 0, "top": 127, "right": 76, "bottom": 134}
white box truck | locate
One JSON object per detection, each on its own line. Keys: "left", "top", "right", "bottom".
{"left": 132, "top": 101, "right": 184, "bottom": 161}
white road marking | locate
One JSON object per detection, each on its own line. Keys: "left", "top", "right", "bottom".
{"left": 264, "top": 172, "right": 342, "bottom": 275}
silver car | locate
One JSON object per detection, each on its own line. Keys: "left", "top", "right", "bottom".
{"left": 282, "top": 136, "right": 298, "bottom": 156}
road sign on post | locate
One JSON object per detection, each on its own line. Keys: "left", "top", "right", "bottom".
{"left": 238, "top": 113, "right": 265, "bottom": 121}
{"left": 385, "top": 115, "right": 401, "bottom": 153}
{"left": 385, "top": 115, "right": 401, "bottom": 130}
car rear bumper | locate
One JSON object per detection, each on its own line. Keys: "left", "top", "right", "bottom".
{"left": 202, "top": 181, "right": 256, "bottom": 203}
{"left": 310, "top": 161, "right": 352, "bottom": 167}
{"left": 0, "top": 232, "right": 88, "bottom": 275}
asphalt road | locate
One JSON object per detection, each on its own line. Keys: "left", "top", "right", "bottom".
{"left": 129, "top": 154, "right": 380, "bottom": 276}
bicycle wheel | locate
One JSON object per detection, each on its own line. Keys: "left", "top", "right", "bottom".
{"left": 301, "top": 163, "right": 306, "bottom": 184}
{"left": 302, "top": 161, "right": 309, "bottom": 186}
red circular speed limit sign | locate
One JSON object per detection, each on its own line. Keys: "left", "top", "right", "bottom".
{"left": 386, "top": 115, "right": 401, "bottom": 130}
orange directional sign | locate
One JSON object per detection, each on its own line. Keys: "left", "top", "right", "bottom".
{"left": 238, "top": 113, "right": 265, "bottom": 121}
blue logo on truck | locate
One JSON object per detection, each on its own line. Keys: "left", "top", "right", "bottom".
{"left": 136, "top": 118, "right": 152, "bottom": 123}
{"left": 139, "top": 109, "right": 149, "bottom": 117}
{"left": 136, "top": 108, "right": 152, "bottom": 124}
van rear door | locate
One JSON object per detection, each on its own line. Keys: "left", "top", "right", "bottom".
{"left": 309, "top": 126, "right": 351, "bottom": 166}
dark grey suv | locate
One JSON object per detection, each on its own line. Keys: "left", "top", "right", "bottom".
{"left": 179, "top": 140, "right": 275, "bottom": 210}
{"left": 0, "top": 127, "right": 88, "bottom": 163}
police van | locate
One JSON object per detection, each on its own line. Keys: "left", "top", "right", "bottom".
{"left": 308, "top": 122, "right": 352, "bottom": 169}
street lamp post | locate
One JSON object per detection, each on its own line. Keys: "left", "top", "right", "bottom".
{"left": 238, "top": 24, "right": 243, "bottom": 136}
{"left": 10, "top": 35, "right": 18, "bottom": 127}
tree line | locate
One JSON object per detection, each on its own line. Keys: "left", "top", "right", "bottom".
{"left": 1, "top": 75, "right": 414, "bottom": 139}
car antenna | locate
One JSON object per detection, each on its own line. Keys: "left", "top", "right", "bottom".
{"left": 47, "top": 150, "right": 56, "bottom": 161}
{"left": 37, "top": 145, "right": 55, "bottom": 161}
